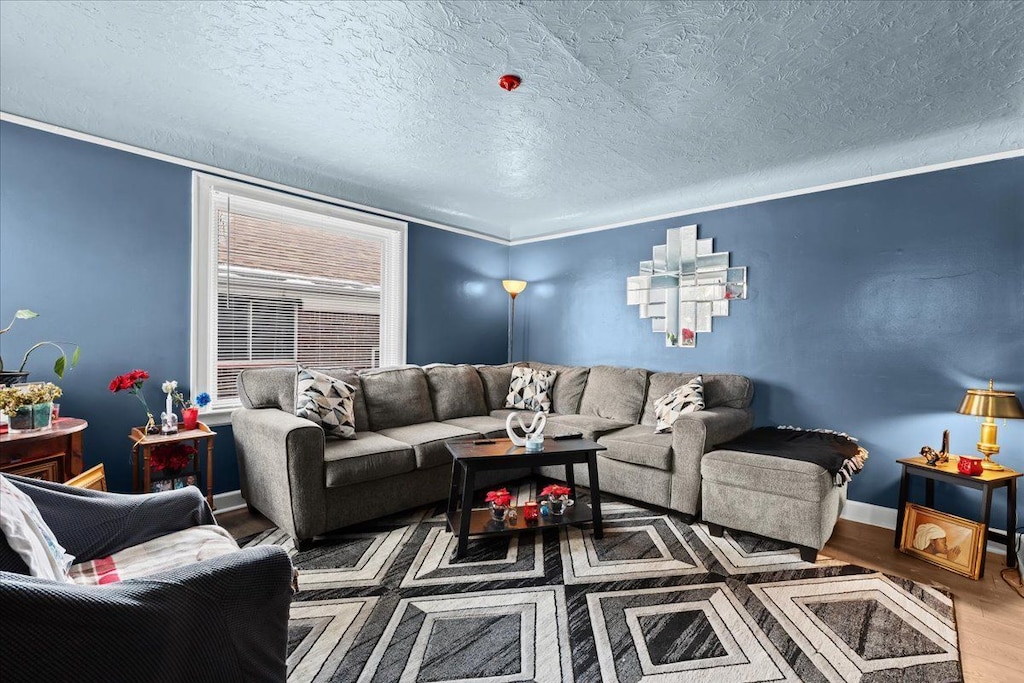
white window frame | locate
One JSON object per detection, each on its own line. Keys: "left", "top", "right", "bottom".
{"left": 191, "top": 172, "right": 407, "bottom": 424}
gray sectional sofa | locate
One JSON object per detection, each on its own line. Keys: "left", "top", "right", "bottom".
{"left": 232, "top": 362, "right": 754, "bottom": 548}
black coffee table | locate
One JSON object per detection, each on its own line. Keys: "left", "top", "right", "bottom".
{"left": 444, "top": 437, "right": 606, "bottom": 558}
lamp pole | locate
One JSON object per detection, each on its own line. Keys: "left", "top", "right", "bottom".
{"left": 502, "top": 280, "right": 527, "bottom": 362}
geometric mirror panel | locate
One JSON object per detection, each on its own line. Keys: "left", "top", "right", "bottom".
{"left": 627, "top": 224, "right": 747, "bottom": 348}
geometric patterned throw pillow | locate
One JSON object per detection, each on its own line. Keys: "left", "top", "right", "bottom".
{"left": 295, "top": 367, "right": 357, "bottom": 439}
{"left": 654, "top": 375, "right": 705, "bottom": 433}
{"left": 505, "top": 366, "right": 557, "bottom": 413}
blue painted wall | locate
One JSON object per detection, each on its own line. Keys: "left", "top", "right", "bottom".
{"left": 0, "top": 121, "right": 508, "bottom": 495}
{"left": 511, "top": 158, "right": 1024, "bottom": 527}
{"left": 407, "top": 225, "right": 508, "bottom": 365}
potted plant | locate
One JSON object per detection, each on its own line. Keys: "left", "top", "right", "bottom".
{"left": 0, "top": 309, "right": 80, "bottom": 385}
{"left": 0, "top": 382, "right": 62, "bottom": 432}
{"left": 169, "top": 383, "right": 211, "bottom": 431}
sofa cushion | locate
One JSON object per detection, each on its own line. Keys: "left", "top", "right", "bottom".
{"left": 701, "top": 449, "right": 831, "bottom": 503}
{"left": 314, "top": 367, "right": 370, "bottom": 433}
{"left": 505, "top": 366, "right": 556, "bottom": 412}
{"left": 598, "top": 425, "right": 675, "bottom": 471}
{"left": 237, "top": 367, "right": 298, "bottom": 413}
{"left": 577, "top": 365, "right": 649, "bottom": 423}
{"left": 359, "top": 367, "right": 434, "bottom": 430}
{"left": 377, "top": 422, "right": 479, "bottom": 470}
{"left": 425, "top": 364, "right": 488, "bottom": 421}
{"left": 295, "top": 368, "right": 357, "bottom": 439}
{"left": 653, "top": 376, "right": 705, "bottom": 433}
{"left": 236, "top": 366, "right": 371, "bottom": 429}
{"left": 68, "top": 525, "right": 239, "bottom": 586}
{"left": 642, "top": 372, "right": 752, "bottom": 424}
{"left": 443, "top": 415, "right": 509, "bottom": 438}
{"left": 531, "top": 363, "right": 590, "bottom": 414}
{"left": 477, "top": 363, "right": 528, "bottom": 412}
{"left": 323, "top": 432, "right": 416, "bottom": 487}
{"left": 545, "top": 414, "right": 633, "bottom": 441}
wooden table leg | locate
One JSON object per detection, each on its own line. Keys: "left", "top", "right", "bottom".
{"left": 456, "top": 466, "right": 476, "bottom": 559}
{"left": 446, "top": 459, "right": 461, "bottom": 533}
{"left": 979, "top": 485, "right": 993, "bottom": 577}
{"left": 587, "top": 452, "right": 603, "bottom": 540}
{"left": 142, "top": 446, "right": 151, "bottom": 495}
{"left": 205, "top": 437, "right": 215, "bottom": 508}
{"left": 564, "top": 461, "right": 576, "bottom": 493}
{"left": 1006, "top": 479, "right": 1017, "bottom": 569}
{"left": 132, "top": 445, "right": 140, "bottom": 494}
{"left": 894, "top": 466, "right": 910, "bottom": 548}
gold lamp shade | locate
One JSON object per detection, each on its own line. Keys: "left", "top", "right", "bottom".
{"left": 956, "top": 380, "right": 1024, "bottom": 470}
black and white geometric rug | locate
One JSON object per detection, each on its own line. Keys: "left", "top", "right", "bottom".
{"left": 242, "top": 481, "right": 962, "bottom": 683}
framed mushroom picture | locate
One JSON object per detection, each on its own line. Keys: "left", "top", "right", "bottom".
{"left": 899, "top": 504, "right": 986, "bottom": 579}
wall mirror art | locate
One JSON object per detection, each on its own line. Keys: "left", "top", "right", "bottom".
{"left": 626, "top": 224, "right": 747, "bottom": 347}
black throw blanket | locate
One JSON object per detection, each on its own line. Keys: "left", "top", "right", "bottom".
{"left": 717, "top": 426, "right": 868, "bottom": 486}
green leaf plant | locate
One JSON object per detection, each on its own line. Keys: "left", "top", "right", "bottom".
{"left": 0, "top": 309, "right": 80, "bottom": 379}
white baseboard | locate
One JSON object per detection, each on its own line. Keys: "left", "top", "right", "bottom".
{"left": 840, "top": 499, "right": 1015, "bottom": 557}
{"left": 213, "top": 489, "right": 246, "bottom": 514}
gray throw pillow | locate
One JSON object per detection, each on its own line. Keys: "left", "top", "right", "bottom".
{"left": 296, "top": 367, "right": 357, "bottom": 439}
{"left": 654, "top": 376, "right": 705, "bottom": 433}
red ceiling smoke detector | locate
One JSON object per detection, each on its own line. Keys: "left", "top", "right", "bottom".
{"left": 498, "top": 74, "right": 521, "bottom": 92}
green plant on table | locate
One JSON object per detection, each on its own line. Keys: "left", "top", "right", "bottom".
{"left": 0, "top": 309, "right": 80, "bottom": 378}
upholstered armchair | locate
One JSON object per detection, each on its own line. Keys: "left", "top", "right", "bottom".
{"left": 0, "top": 475, "right": 293, "bottom": 683}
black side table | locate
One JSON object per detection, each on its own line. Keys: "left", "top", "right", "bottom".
{"left": 895, "top": 456, "right": 1019, "bottom": 577}
{"left": 444, "top": 437, "right": 607, "bottom": 559}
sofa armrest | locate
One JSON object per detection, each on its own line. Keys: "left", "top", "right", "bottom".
{"left": 0, "top": 545, "right": 293, "bottom": 683}
{"left": 669, "top": 407, "right": 754, "bottom": 516}
{"left": 3, "top": 475, "right": 214, "bottom": 567}
{"left": 232, "top": 407, "right": 327, "bottom": 541}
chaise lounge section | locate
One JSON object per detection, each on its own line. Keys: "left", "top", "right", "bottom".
{"left": 232, "top": 362, "right": 753, "bottom": 547}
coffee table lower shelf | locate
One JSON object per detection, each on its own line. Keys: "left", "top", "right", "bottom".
{"left": 447, "top": 502, "right": 594, "bottom": 538}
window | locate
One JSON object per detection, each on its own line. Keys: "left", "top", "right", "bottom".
{"left": 192, "top": 173, "right": 406, "bottom": 420}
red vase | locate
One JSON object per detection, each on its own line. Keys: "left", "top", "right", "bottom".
{"left": 182, "top": 407, "right": 200, "bottom": 431}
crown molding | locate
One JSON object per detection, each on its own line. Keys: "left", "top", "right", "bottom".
{"left": 0, "top": 111, "right": 509, "bottom": 245}
{"left": 5, "top": 111, "right": 1020, "bottom": 248}
{"left": 510, "top": 148, "right": 1024, "bottom": 246}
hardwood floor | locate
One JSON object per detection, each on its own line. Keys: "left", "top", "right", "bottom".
{"left": 219, "top": 510, "right": 1024, "bottom": 682}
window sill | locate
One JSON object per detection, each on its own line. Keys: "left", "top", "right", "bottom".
{"left": 200, "top": 405, "right": 236, "bottom": 427}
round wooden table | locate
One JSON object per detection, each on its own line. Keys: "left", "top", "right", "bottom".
{"left": 0, "top": 417, "right": 88, "bottom": 482}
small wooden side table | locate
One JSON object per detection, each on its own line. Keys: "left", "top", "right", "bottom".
{"left": 1, "top": 417, "right": 87, "bottom": 482}
{"left": 130, "top": 423, "right": 216, "bottom": 508}
{"left": 894, "top": 456, "right": 1020, "bottom": 577}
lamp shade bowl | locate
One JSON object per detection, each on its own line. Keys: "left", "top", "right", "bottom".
{"left": 502, "top": 280, "right": 528, "bottom": 297}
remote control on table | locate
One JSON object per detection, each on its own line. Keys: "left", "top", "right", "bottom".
{"left": 552, "top": 433, "right": 584, "bottom": 440}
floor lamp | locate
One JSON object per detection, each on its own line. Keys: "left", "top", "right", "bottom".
{"left": 502, "top": 279, "right": 527, "bottom": 362}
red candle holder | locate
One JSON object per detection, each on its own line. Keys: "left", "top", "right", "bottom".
{"left": 523, "top": 501, "right": 539, "bottom": 523}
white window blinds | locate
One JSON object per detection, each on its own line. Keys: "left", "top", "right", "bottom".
{"left": 192, "top": 173, "right": 406, "bottom": 411}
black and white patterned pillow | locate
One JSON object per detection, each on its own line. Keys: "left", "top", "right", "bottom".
{"left": 654, "top": 376, "right": 705, "bottom": 433}
{"left": 295, "top": 368, "right": 357, "bottom": 439}
{"left": 505, "top": 366, "right": 557, "bottom": 413}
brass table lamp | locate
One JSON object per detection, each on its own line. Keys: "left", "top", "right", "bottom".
{"left": 956, "top": 380, "right": 1024, "bottom": 471}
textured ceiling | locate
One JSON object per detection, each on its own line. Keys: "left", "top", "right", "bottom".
{"left": 1, "top": 1, "right": 1021, "bottom": 240}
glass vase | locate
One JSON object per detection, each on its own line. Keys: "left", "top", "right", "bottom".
{"left": 490, "top": 503, "right": 509, "bottom": 522}
{"left": 181, "top": 407, "right": 200, "bottom": 430}
{"left": 8, "top": 402, "right": 53, "bottom": 432}
{"left": 549, "top": 495, "right": 570, "bottom": 516}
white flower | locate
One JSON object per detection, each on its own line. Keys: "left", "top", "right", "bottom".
{"left": 162, "top": 380, "right": 178, "bottom": 394}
